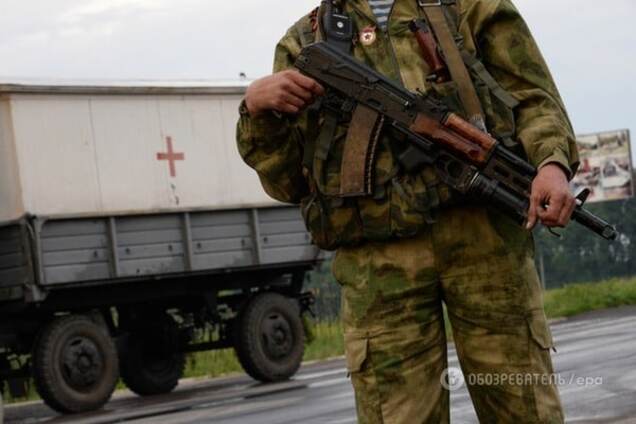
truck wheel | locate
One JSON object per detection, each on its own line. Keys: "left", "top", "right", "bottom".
{"left": 32, "top": 315, "right": 119, "bottom": 413}
{"left": 120, "top": 314, "right": 185, "bottom": 396}
{"left": 234, "top": 293, "right": 304, "bottom": 382}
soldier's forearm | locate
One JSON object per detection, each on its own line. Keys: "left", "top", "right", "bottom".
{"left": 236, "top": 102, "right": 309, "bottom": 204}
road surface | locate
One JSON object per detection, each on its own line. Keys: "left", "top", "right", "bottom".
{"left": 5, "top": 306, "right": 636, "bottom": 424}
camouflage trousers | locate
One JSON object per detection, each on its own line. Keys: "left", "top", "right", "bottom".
{"left": 332, "top": 206, "right": 564, "bottom": 424}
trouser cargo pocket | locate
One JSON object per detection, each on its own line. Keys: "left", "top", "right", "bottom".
{"left": 344, "top": 333, "right": 368, "bottom": 374}
{"left": 526, "top": 310, "right": 564, "bottom": 424}
{"left": 343, "top": 333, "right": 385, "bottom": 423}
{"left": 527, "top": 309, "right": 554, "bottom": 350}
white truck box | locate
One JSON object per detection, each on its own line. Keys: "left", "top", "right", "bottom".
{"left": 0, "top": 81, "right": 278, "bottom": 222}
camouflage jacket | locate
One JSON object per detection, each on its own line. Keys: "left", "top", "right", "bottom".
{"left": 237, "top": 0, "right": 580, "bottom": 250}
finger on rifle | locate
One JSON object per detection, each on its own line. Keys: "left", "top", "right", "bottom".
{"left": 278, "top": 102, "right": 300, "bottom": 115}
{"left": 538, "top": 193, "right": 565, "bottom": 225}
{"left": 269, "top": 92, "right": 302, "bottom": 114}
{"left": 557, "top": 196, "right": 576, "bottom": 227}
{"left": 526, "top": 193, "right": 540, "bottom": 230}
{"left": 281, "top": 92, "right": 306, "bottom": 109}
{"left": 285, "top": 81, "right": 315, "bottom": 103}
{"left": 289, "top": 71, "right": 325, "bottom": 96}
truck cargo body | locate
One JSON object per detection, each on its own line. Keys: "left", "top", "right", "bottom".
{"left": 0, "top": 82, "right": 320, "bottom": 414}
{"left": 0, "top": 206, "right": 317, "bottom": 301}
{"left": 0, "top": 82, "right": 277, "bottom": 221}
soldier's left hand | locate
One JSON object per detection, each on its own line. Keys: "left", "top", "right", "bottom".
{"left": 526, "top": 163, "right": 576, "bottom": 230}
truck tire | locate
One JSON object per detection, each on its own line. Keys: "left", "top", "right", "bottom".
{"left": 234, "top": 293, "right": 304, "bottom": 382}
{"left": 120, "top": 314, "right": 185, "bottom": 396}
{"left": 32, "top": 315, "right": 119, "bottom": 413}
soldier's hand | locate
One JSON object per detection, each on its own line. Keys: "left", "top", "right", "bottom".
{"left": 245, "top": 70, "right": 325, "bottom": 117}
{"left": 526, "top": 163, "right": 576, "bottom": 230}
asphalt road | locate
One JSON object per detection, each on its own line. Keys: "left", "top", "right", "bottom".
{"left": 5, "top": 306, "right": 636, "bottom": 424}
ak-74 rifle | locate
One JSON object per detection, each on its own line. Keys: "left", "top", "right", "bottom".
{"left": 294, "top": 42, "right": 618, "bottom": 240}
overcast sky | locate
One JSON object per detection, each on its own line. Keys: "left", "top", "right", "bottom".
{"left": 0, "top": 0, "right": 634, "bottom": 161}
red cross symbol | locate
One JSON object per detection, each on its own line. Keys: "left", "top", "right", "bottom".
{"left": 156, "top": 136, "right": 185, "bottom": 177}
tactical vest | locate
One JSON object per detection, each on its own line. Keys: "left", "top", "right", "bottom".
{"left": 296, "top": 0, "right": 522, "bottom": 250}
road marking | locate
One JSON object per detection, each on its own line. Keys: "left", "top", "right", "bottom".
{"left": 308, "top": 376, "right": 350, "bottom": 389}
{"left": 553, "top": 316, "right": 636, "bottom": 334}
{"left": 296, "top": 368, "right": 347, "bottom": 381}
{"left": 326, "top": 417, "right": 357, "bottom": 424}
{"left": 323, "top": 391, "right": 355, "bottom": 401}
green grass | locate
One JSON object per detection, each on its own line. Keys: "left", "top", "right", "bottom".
{"left": 303, "top": 319, "right": 344, "bottom": 362}
{"left": 184, "top": 349, "right": 243, "bottom": 379}
{"left": 182, "top": 320, "right": 345, "bottom": 380}
{"left": 544, "top": 277, "right": 636, "bottom": 318}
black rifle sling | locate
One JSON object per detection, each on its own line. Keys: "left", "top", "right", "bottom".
{"left": 461, "top": 51, "right": 520, "bottom": 148}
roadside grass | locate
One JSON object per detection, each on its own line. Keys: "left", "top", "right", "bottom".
{"left": 303, "top": 319, "right": 344, "bottom": 362}
{"left": 543, "top": 277, "right": 636, "bottom": 318}
{"left": 182, "top": 320, "right": 345, "bottom": 380}
{"left": 184, "top": 349, "right": 243, "bottom": 379}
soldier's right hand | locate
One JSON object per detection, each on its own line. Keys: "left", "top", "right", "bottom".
{"left": 245, "top": 70, "right": 325, "bottom": 117}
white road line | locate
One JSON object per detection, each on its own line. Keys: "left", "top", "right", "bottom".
{"left": 323, "top": 391, "right": 355, "bottom": 402}
{"left": 553, "top": 316, "right": 636, "bottom": 334}
{"left": 296, "top": 368, "right": 347, "bottom": 381}
{"left": 308, "top": 376, "right": 350, "bottom": 389}
{"left": 325, "top": 417, "right": 357, "bottom": 424}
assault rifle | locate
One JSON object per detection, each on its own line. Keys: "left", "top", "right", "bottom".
{"left": 294, "top": 42, "right": 617, "bottom": 240}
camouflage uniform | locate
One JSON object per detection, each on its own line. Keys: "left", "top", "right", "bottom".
{"left": 237, "top": 0, "right": 578, "bottom": 422}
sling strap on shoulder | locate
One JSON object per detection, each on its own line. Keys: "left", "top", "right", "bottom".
{"left": 460, "top": 51, "right": 519, "bottom": 110}
{"left": 460, "top": 50, "right": 520, "bottom": 148}
{"left": 417, "top": 0, "right": 486, "bottom": 131}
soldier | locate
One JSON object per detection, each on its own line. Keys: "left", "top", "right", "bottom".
{"left": 237, "top": 0, "right": 579, "bottom": 422}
